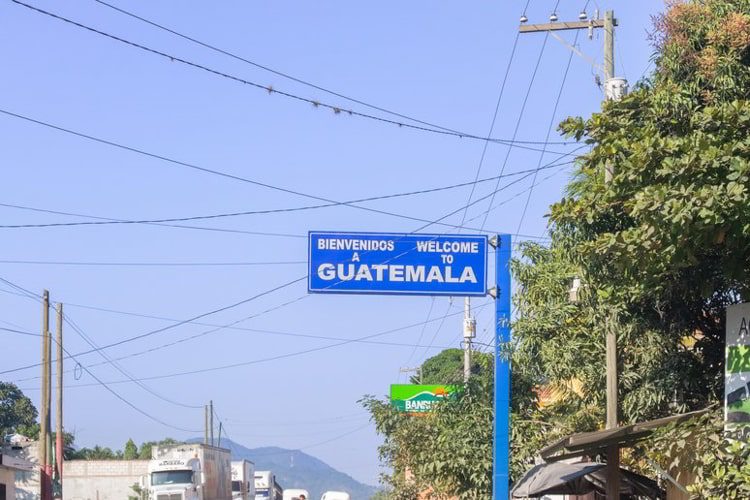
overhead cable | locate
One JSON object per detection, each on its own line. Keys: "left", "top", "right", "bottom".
{"left": 0, "top": 275, "right": 306, "bottom": 375}
{"left": 0, "top": 108, "right": 580, "bottom": 236}
{"left": 515, "top": 30, "right": 580, "bottom": 235}
{"left": 93, "top": 0, "right": 571, "bottom": 148}
{"left": 18, "top": 302, "right": 492, "bottom": 387}
{"left": 0, "top": 158, "right": 574, "bottom": 232}
{"left": 14, "top": 0, "right": 574, "bottom": 150}
{"left": 479, "top": 32, "right": 552, "bottom": 231}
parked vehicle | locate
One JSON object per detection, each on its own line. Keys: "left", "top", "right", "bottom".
{"left": 148, "top": 443, "right": 231, "bottom": 500}
{"left": 283, "top": 488, "right": 310, "bottom": 500}
{"left": 232, "top": 460, "right": 256, "bottom": 499}
{"left": 321, "top": 492, "right": 350, "bottom": 500}
{"left": 255, "top": 471, "right": 283, "bottom": 500}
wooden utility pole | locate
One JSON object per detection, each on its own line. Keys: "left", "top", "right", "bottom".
{"left": 39, "top": 290, "right": 50, "bottom": 500}
{"left": 209, "top": 400, "right": 214, "bottom": 446}
{"left": 520, "top": 10, "right": 625, "bottom": 500}
{"left": 204, "top": 405, "right": 209, "bottom": 445}
{"left": 55, "top": 303, "right": 64, "bottom": 499}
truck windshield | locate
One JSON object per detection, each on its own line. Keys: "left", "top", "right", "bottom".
{"left": 151, "top": 470, "right": 193, "bottom": 485}
{"left": 255, "top": 488, "right": 270, "bottom": 498}
{"left": 232, "top": 480, "right": 242, "bottom": 492}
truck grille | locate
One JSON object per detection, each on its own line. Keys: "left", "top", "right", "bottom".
{"left": 157, "top": 495, "right": 183, "bottom": 500}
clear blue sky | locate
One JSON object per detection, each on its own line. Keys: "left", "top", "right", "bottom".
{"left": 1, "top": 0, "right": 662, "bottom": 486}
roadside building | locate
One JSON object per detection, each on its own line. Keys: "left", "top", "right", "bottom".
{"left": 62, "top": 460, "right": 149, "bottom": 500}
{"left": 1, "top": 434, "right": 39, "bottom": 499}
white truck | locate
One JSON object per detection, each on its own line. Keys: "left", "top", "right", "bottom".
{"left": 283, "top": 489, "right": 309, "bottom": 500}
{"left": 320, "top": 492, "right": 350, "bottom": 500}
{"left": 254, "top": 471, "right": 282, "bottom": 500}
{"left": 148, "top": 443, "right": 232, "bottom": 500}
{"left": 231, "top": 460, "right": 256, "bottom": 499}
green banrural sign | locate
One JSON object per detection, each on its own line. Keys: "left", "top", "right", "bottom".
{"left": 390, "top": 384, "right": 458, "bottom": 414}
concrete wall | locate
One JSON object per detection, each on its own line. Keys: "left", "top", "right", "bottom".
{"left": 0, "top": 467, "right": 16, "bottom": 500}
{"left": 63, "top": 460, "right": 148, "bottom": 500}
{"left": 5, "top": 442, "right": 40, "bottom": 500}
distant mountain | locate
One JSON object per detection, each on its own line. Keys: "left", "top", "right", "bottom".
{"left": 188, "top": 438, "right": 379, "bottom": 499}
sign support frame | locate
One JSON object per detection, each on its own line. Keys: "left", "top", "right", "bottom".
{"left": 493, "top": 234, "right": 512, "bottom": 499}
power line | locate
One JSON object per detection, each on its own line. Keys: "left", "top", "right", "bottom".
{"left": 61, "top": 308, "right": 203, "bottom": 409}
{"left": 1, "top": 159, "right": 570, "bottom": 378}
{"left": 515, "top": 30, "right": 580, "bottom": 236}
{"left": 91, "top": 0, "right": 572, "bottom": 149}
{"left": 17, "top": 302, "right": 492, "bottom": 387}
{"left": 0, "top": 108, "right": 578, "bottom": 236}
{"left": 0, "top": 326, "right": 40, "bottom": 337}
{"left": 0, "top": 275, "right": 306, "bottom": 375}
{"left": 479, "top": 32, "right": 552, "bottom": 231}
{"left": 0, "top": 278, "right": 202, "bottom": 409}
{"left": 458, "top": 31, "right": 522, "bottom": 230}
{"left": 12, "top": 0, "right": 575, "bottom": 151}
{"left": 0, "top": 288, "right": 452, "bottom": 354}
{"left": 2, "top": 286, "right": 201, "bottom": 432}
{"left": 0, "top": 155, "right": 574, "bottom": 233}
{"left": 0, "top": 202, "right": 305, "bottom": 239}
{"left": 1, "top": 144, "right": 572, "bottom": 376}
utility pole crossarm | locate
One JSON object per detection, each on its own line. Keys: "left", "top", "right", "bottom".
{"left": 518, "top": 19, "right": 614, "bottom": 33}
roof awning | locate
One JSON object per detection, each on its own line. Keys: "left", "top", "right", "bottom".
{"left": 511, "top": 461, "right": 665, "bottom": 498}
{"left": 540, "top": 408, "right": 709, "bottom": 461}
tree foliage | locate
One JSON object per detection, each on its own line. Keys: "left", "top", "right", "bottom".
{"left": 0, "top": 381, "right": 38, "bottom": 436}
{"left": 511, "top": 0, "right": 750, "bottom": 486}
{"left": 123, "top": 438, "right": 139, "bottom": 460}
{"left": 645, "top": 409, "right": 750, "bottom": 498}
{"left": 362, "top": 351, "right": 494, "bottom": 499}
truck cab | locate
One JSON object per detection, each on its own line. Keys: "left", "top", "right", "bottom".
{"left": 148, "top": 457, "right": 202, "bottom": 500}
{"left": 255, "top": 471, "right": 282, "bottom": 500}
{"left": 283, "top": 489, "right": 310, "bottom": 500}
{"left": 148, "top": 443, "right": 231, "bottom": 500}
{"left": 231, "top": 460, "right": 256, "bottom": 499}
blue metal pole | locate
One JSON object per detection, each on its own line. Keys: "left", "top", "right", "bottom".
{"left": 493, "top": 234, "right": 511, "bottom": 499}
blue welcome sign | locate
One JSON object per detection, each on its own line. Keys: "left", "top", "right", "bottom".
{"left": 308, "top": 231, "right": 488, "bottom": 296}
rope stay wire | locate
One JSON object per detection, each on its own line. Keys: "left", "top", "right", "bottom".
{"left": 12, "top": 0, "right": 573, "bottom": 151}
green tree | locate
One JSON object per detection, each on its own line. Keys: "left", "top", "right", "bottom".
{"left": 75, "top": 445, "right": 118, "bottom": 460}
{"left": 0, "top": 381, "right": 38, "bottom": 436}
{"left": 138, "top": 438, "right": 178, "bottom": 460}
{"left": 363, "top": 352, "right": 495, "bottom": 498}
{"left": 511, "top": 0, "right": 750, "bottom": 484}
{"left": 138, "top": 442, "right": 154, "bottom": 460}
{"left": 413, "top": 348, "right": 487, "bottom": 384}
{"left": 123, "top": 438, "right": 138, "bottom": 460}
